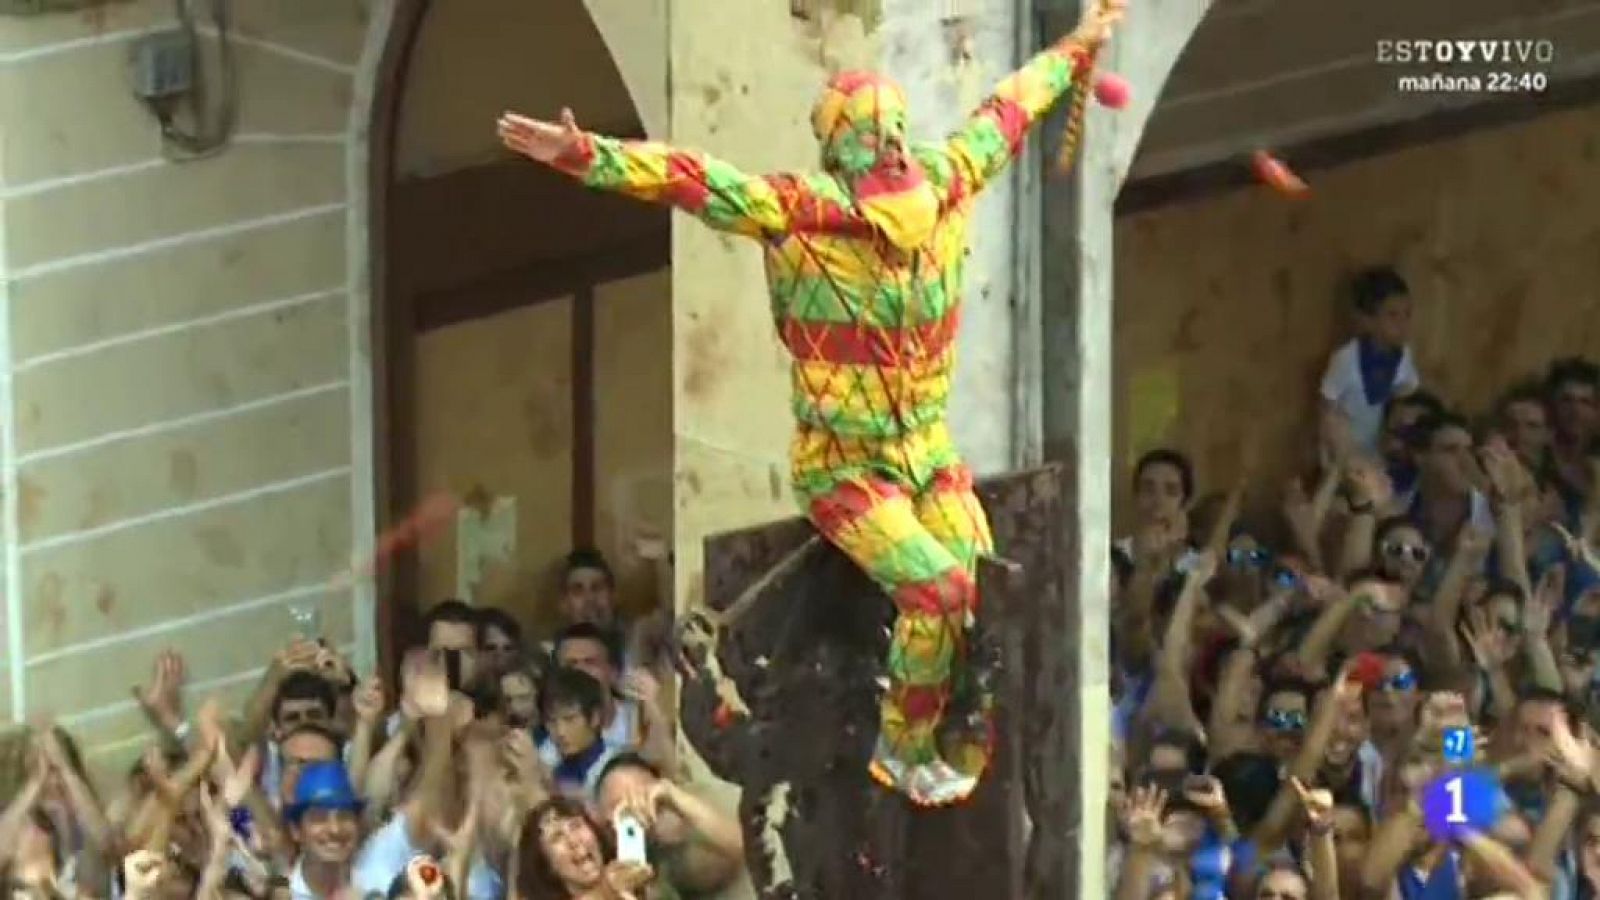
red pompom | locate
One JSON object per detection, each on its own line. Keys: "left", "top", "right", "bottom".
{"left": 1093, "top": 73, "right": 1131, "bottom": 109}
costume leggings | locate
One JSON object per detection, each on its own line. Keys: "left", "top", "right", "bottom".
{"left": 806, "top": 464, "right": 995, "bottom": 764}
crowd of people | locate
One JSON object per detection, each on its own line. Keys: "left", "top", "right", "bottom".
{"left": 6, "top": 259, "right": 1599, "bottom": 900}
{"left": 0, "top": 548, "right": 743, "bottom": 900}
{"left": 1110, "top": 266, "right": 1600, "bottom": 898}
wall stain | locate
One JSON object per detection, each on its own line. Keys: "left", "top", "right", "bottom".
{"left": 169, "top": 449, "right": 200, "bottom": 498}
{"left": 792, "top": 0, "right": 883, "bottom": 32}
{"left": 35, "top": 572, "right": 65, "bottom": 638}
{"left": 16, "top": 477, "right": 44, "bottom": 536}
{"left": 769, "top": 464, "right": 784, "bottom": 501}
{"left": 194, "top": 526, "right": 246, "bottom": 569}
{"left": 94, "top": 583, "right": 118, "bottom": 618}
{"left": 521, "top": 388, "right": 566, "bottom": 461}
{"left": 683, "top": 318, "right": 728, "bottom": 402}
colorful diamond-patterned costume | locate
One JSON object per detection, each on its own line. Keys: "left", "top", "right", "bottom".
{"left": 547, "top": 37, "right": 1095, "bottom": 802}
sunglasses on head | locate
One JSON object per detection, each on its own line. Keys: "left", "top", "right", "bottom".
{"left": 1381, "top": 669, "right": 1418, "bottom": 692}
{"left": 1382, "top": 541, "right": 1431, "bottom": 564}
{"left": 1263, "top": 709, "right": 1307, "bottom": 732}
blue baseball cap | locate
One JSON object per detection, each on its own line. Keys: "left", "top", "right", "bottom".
{"left": 287, "top": 761, "right": 363, "bottom": 822}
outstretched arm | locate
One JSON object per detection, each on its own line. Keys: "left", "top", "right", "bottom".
{"left": 500, "top": 109, "right": 800, "bottom": 237}
{"left": 938, "top": 0, "right": 1122, "bottom": 197}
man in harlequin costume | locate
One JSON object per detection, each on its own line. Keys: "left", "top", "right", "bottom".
{"left": 500, "top": 1, "right": 1124, "bottom": 806}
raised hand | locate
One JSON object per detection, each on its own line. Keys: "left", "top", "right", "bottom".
{"left": 315, "top": 644, "right": 354, "bottom": 686}
{"left": 197, "top": 783, "right": 231, "bottom": 843}
{"left": 602, "top": 860, "right": 656, "bottom": 900}
{"left": 275, "top": 638, "right": 321, "bottom": 675}
{"left": 1345, "top": 457, "right": 1394, "bottom": 512}
{"left": 1070, "top": 0, "right": 1125, "bottom": 47}
{"left": 1553, "top": 522, "right": 1600, "bottom": 572}
{"left": 1121, "top": 784, "right": 1168, "bottom": 847}
{"left": 1462, "top": 607, "right": 1514, "bottom": 669}
{"left": 135, "top": 649, "right": 186, "bottom": 726}
{"left": 1289, "top": 777, "right": 1334, "bottom": 831}
{"left": 1544, "top": 713, "right": 1595, "bottom": 788}
{"left": 620, "top": 670, "right": 662, "bottom": 707}
{"left": 1479, "top": 437, "right": 1527, "bottom": 502}
{"left": 353, "top": 677, "right": 386, "bottom": 726}
{"left": 121, "top": 850, "right": 167, "bottom": 898}
{"left": 1526, "top": 570, "right": 1560, "bottom": 640}
{"left": 219, "top": 743, "right": 261, "bottom": 808}
{"left": 498, "top": 109, "right": 585, "bottom": 164}
{"left": 404, "top": 650, "right": 451, "bottom": 720}
{"left": 503, "top": 730, "right": 547, "bottom": 790}
{"left": 1182, "top": 774, "right": 1228, "bottom": 813}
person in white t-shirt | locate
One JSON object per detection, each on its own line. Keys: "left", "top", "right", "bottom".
{"left": 540, "top": 624, "right": 675, "bottom": 771}
{"left": 1320, "top": 266, "right": 1421, "bottom": 452}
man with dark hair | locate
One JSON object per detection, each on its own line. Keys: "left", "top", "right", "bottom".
{"left": 594, "top": 753, "right": 745, "bottom": 897}
{"left": 561, "top": 548, "right": 617, "bottom": 629}
{"left": 1497, "top": 383, "right": 1555, "bottom": 474}
{"left": 285, "top": 760, "right": 364, "bottom": 898}
{"left": 545, "top": 623, "right": 674, "bottom": 770}
{"left": 1321, "top": 264, "right": 1421, "bottom": 451}
{"left": 258, "top": 669, "right": 344, "bottom": 808}
{"left": 540, "top": 667, "right": 616, "bottom": 799}
{"left": 1258, "top": 677, "right": 1317, "bottom": 765}
{"left": 1545, "top": 357, "right": 1600, "bottom": 509}
{"left": 422, "top": 600, "right": 479, "bottom": 653}
{"left": 275, "top": 723, "right": 344, "bottom": 811}
{"left": 1380, "top": 390, "right": 1444, "bottom": 504}
{"left": 1117, "top": 448, "right": 1196, "bottom": 560}
{"left": 475, "top": 607, "right": 523, "bottom": 681}
{"left": 1407, "top": 411, "right": 1496, "bottom": 547}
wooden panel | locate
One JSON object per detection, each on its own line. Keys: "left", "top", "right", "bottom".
{"left": 411, "top": 299, "right": 575, "bottom": 635}
{"left": 1113, "top": 105, "right": 1600, "bottom": 535}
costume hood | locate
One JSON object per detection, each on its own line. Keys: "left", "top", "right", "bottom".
{"left": 811, "top": 71, "right": 938, "bottom": 249}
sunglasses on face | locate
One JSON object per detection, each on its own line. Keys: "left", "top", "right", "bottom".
{"left": 1258, "top": 891, "right": 1306, "bottom": 900}
{"left": 1381, "top": 669, "right": 1418, "bottom": 692}
{"left": 1263, "top": 709, "right": 1308, "bottom": 732}
{"left": 1382, "top": 542, "right": 1431, "bottom": 564}
{"left": 1228, "top": 546, "right": 1272, "bottom": 569}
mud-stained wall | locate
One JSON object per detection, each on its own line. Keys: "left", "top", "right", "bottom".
{"left": 411, "top": 271, "right": 672, "bottom": 638}
{"left": 1114, "top": 106, "right": 1600, "bottom": 532}
{"left": 0, "top": 1, "right": 376, "bottom": 783}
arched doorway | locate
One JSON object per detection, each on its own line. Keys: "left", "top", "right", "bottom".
{"left": 366, "top": 0, "right": 673, "bottom": 671}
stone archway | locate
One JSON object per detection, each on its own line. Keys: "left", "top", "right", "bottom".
{"left": 357, "top": 0, "right": 673, "bottom": 673}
